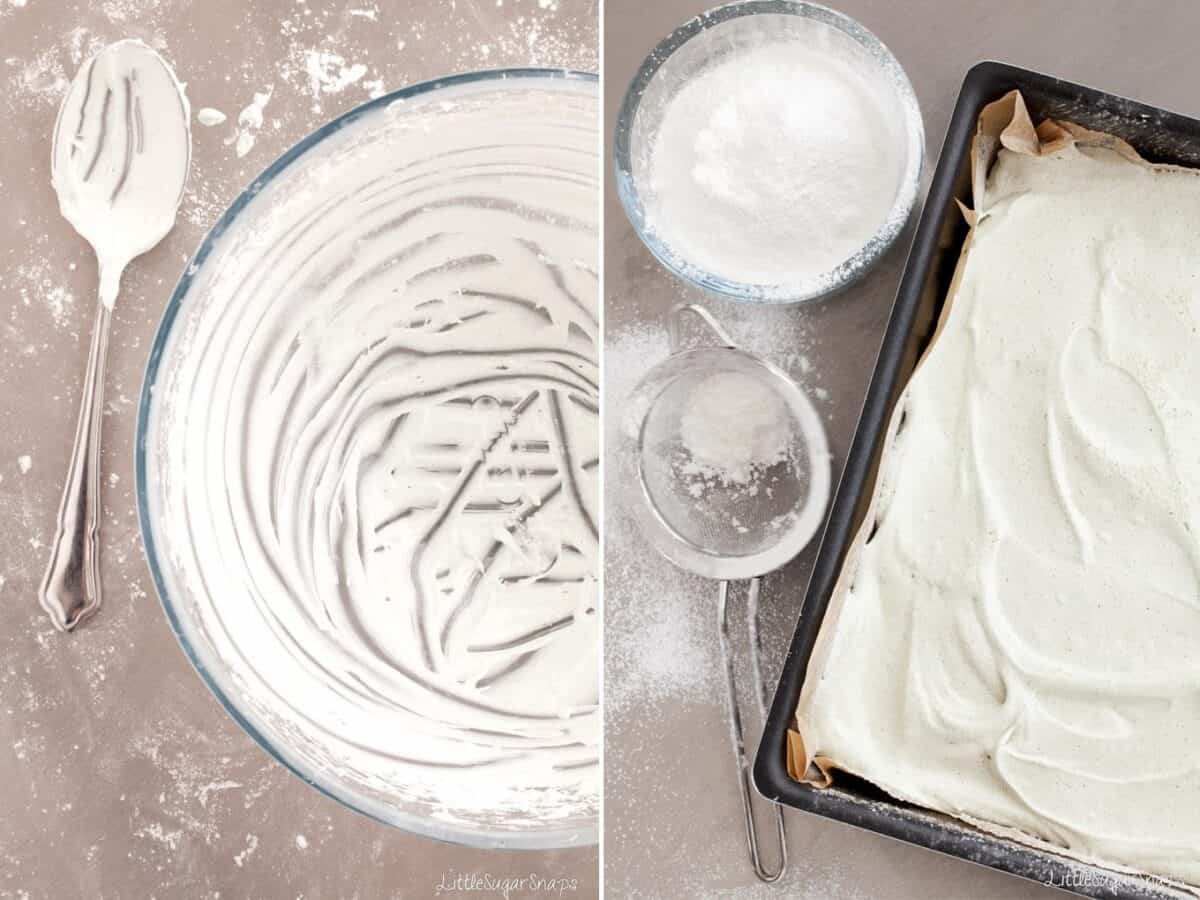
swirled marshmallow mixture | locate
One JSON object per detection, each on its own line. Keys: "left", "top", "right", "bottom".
{"left": 144, "top": 79, "right": 599, "bottom": 830}
{"left": 797, "top": 137, "right": 1200, "bottom": 885}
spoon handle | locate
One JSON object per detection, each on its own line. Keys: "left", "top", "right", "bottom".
{"left": 39, "top": 298, "right": 112, "bottom": 632}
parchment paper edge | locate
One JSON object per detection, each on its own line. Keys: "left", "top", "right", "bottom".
{"left": 785, "top": 87, "right": 1200, "bottom": 897}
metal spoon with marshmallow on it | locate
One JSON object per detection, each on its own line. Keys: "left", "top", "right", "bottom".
{"left": 40, "top": 39, "right": 191, "bottom": 631}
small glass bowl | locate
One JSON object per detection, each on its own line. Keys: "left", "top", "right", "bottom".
{"left": 614, "top": 0, "right": 925, "bottom": 304}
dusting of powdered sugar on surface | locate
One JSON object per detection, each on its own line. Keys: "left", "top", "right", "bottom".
{"left": 302, "top": 49, "right": 368, "bottom": 110}
{"left": 603, "top": 304, "right": 829, "bottom": 718}
{"left": 604, "top": 274, "right": 928, "bottom": 900}
{"left": 604, "top": 323, "right": 721, "bottom": 713}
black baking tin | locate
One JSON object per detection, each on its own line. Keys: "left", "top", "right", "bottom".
{"left": 753, "top": 61, "right": 1199, "bottom": 900}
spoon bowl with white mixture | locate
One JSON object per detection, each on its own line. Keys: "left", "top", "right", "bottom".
{"left": 40, "top": 39, "right": 191, "bottom": 631}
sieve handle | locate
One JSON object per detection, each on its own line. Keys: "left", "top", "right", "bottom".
{"left": 667, "top": 302, "right": 737, "bottom": 352}
{"left": 717, "top": 578, "right": 787, "bottom": 883}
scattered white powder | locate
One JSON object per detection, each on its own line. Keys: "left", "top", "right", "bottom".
{"left": 3, "top": 26, "right": 108, "bottom": 111}
{"left": 604, "top": 324, "right": 721, "bottom": 713}
{"left": 233, "top": 832, "right": 258, "bottom": 867}
{"left": 8, "top": 260, "right": 77, "bottom": 327}
{"left": 604, "top": 308, "right": 828, "bottom": 714}
{"left": 605, "top": 546, "right": 721, "bottom": 712}
{"left": 133, "top": 822, "right": 182, "bottom": 852}
{"left": 44, "top": 285, "right": 73, "bottom": 326}
{"left": 644, "top": 37, "right": 903, "bottom": 287}
{"left": 678, "top": 371, "right": 792, "bottom": 486}
{"left": 181, "top": 177, "right": 227, "bottom": 229}
{"left": 193, "top": 779, "right": 241, "bottom": 808}
{"left": 17, "top": 455, "right": 31, "bottom": 474}
{"left": 65, "top": 26, "right": 102, "bottom": 67}
{"left": 5, "top": 47, "right": 70, "bottom": 105}
{"left": 100, "top": 0, "right": 165, "bottom": 23}
{"left": 303, "top": 49, "right": 367, "bottom": 110}
{"left": 195, "top": 107, "right": 226, "bottom": 126}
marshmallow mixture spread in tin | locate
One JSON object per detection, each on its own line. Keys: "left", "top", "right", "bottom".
{"left": 796, "top": 109, "right": 1200, "bottom": 887}
{"left": 143, "top": 78, "right": 599, "bottom": 830}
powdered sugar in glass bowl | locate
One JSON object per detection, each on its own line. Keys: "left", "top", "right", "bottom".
{"left": 614, "top": 1, "right": 924, "bottom": 304}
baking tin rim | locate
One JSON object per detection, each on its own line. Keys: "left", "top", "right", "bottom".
{"left": 753, "top": 59, "right": 1198, "bottom": 900}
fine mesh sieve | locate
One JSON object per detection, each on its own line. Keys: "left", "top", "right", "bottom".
{"left": 619, "top": 303, "right": 831, "bottom": 881}
{"left": 622, "top": 305, "right": 831, "bottom": 580}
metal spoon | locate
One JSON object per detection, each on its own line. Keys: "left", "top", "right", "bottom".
{"left": 39, "top": 40, "right": 191, "bottom": 631}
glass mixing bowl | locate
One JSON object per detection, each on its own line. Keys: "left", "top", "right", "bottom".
{"left": 136, "top": 69, "right": 599, "bottom": 850}
{"left": 614, "top": 0, "right": 925, "bottom": 304}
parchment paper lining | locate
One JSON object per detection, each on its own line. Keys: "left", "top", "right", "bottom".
{"left": 787, "top": 89, "right": 1200, "bottom": 896}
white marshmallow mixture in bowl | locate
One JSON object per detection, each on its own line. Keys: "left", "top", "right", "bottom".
{"left": 136, "top": 70, "right": 599, "bottom": 848}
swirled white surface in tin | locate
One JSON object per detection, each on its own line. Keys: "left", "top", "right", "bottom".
{"left": 798, "top": 140, "right": 1200, "bottom": 886}
{"left": 144, "top": 77, "right": 599, "bottom": 837}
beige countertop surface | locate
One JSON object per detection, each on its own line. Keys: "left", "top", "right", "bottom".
{"left": 602, "top": 1, "right": 1200, "bottom": 898}
{"left": 0, "top": 1, "right": 598, "bottom": 898}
